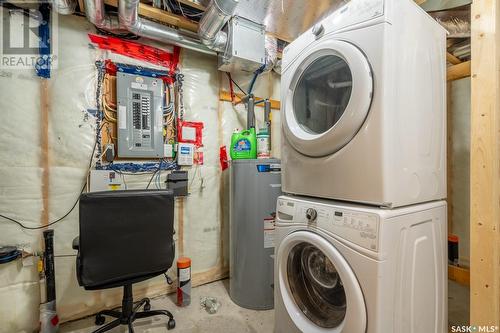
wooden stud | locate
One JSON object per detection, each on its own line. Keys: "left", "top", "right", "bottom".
{"left": 104, "top": 0, "right": 199, "bottom": 33}
{"left": 219, "top": 91, "right": 281, "bottom": 110}
{"left": 470, "top": 0, "right": 500, "bottom": 327}
{"left": 447, "top": 61, "right": 471, "bottom": 81}
{"left": 177, "top": 198, "right": 185, "bottom": 257}
{"left": 448, "top": 265, "right": 470, "bottom": 287}
{"left": 447, "top": 81, "right": 453, "bottom": 233}
{"left": 40, "top": 79, "right": 50, "bottom": 228}
{"left": 77, "top": 0, "right": 85, "bottom": 13}
{"left": 217, "top": 71, "right": 227, "bottom": 269}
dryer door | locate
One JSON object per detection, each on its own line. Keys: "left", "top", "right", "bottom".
{"left": 277, "top": 230, "right": 366, "bottom": 333}
{"left": 283, "top": 39, "right": 373, "bottom": 157}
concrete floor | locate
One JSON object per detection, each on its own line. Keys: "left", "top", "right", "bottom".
{"left": 448, "top": 280, "right": 470, "bottom": 328}
{"left": 61, "top": 279, "right": 469, "bottom": 333}
{"left": 60, "top": 280, "right": 274, "bottom": 333}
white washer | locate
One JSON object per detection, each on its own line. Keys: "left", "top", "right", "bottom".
{"left": 281, "top": 0, "right": 447, "bottom": 208}
{"left": 274, "top": 195, "right": 447, "bottom": 333}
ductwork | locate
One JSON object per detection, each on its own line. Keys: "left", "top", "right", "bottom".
{"left": 118, "top": 0, "right": 216, "bottom": 55}
{"left": 83, "top": 0, "right": 215, "bottom": 55}
{"left": 198, "top": 0, "right": 239, "bottom": 52}
{"left": 84, "top": 0, "right": 123, "bottom": 31}
{"left": 53, "top": 0, "right": 77, "bottom": 15}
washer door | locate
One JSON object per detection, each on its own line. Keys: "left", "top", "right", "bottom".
{"left": 283, "top": 39, "right": 373, "bottom": 157}
{"left": 277, "top": 231, "right": 366, "bottom": 333}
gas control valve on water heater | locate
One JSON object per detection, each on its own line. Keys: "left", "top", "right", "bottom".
{"left": 117, "top": 72, "right": 165, "bottom": 158}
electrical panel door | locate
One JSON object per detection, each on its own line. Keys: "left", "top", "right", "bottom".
{"left": 117, "top": 72, "right": 164, "bottom": 158}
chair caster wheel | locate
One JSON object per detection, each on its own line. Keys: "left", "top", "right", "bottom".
{"left": 144, "top": 300, "right": 151, "bottom": 311}
{"left": 167, "top": 319, "right": 176, "bottom": 330}
{"left": 95, "top": 314, "right": 105, "bottom": 326}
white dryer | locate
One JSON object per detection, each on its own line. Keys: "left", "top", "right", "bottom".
{"left": 274, "top": 195, "right": 447, "bottom": 333}
{"left": 281, "top": 0, "right": 447, "bottom": 208}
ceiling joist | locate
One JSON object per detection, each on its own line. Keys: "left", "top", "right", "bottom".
{"left": 103, "top": 0, "right": 199, "bottom": 33}
{"left": 447, "top": 60, "right": 471, "bottom": 81}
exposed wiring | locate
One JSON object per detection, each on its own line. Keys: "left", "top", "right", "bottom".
{"left": 95, "top": 61, "right": 106, "bottom": 167}
{"left": 166, "top": 0, "right": 203, "bottom": 19}
{"left": 226, "top": 73, "right": 247, "bottom": 95}
{"left": 103, "top": 161, "right": 178, "bottom": 173}
{"left": 146, "top": 159, "right": 163, "bottom": 189}
{"left": 102, "top": 103, "right": 117, "bottom": 123}
{"left": 176, "top": 73, "right": 185, "bottom": 121}
{"left": 0, "top": 124, "right": 102, "bottom": 230}
{"left": 227, "top": 73, "right": 236, "bottom": 102}
{"left": 156, "top": 159, "right": 163, "bottom": 189}
{"left": 248, "top": 64, "right": 266, "bottom": 95}
{"left": 102, "top": 75, "right": 117, "bottom": 123}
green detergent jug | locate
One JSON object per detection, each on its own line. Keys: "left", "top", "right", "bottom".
{"left": 230, "top": 128, "right": 257, "bottom": 160}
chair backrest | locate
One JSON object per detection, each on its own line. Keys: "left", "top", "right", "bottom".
{"left": 78, "top": 190, "right": 175, "bottom": 289}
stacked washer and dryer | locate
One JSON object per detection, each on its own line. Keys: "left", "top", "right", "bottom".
{"left": 275, "top": 0, "right": 448, "bottom": 332}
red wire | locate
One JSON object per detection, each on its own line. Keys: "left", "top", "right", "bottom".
{"left": 227, "top": 73, "right": 236, "bottom": 103}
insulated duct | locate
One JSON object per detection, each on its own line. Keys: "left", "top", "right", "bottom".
{"left": 84, "top": 0, "right": 123, "bottom": 31}
{"left": 83, "top": 0, "right": 213, "bottom": 55}
{"left": 198, "top": 0, "right": 239, "bottom": 52}
{"left": 53, "top": 0, "right": 76, "bottom": 15}
{"left": 118, "top": 0, "right": 215, "bottom": 55}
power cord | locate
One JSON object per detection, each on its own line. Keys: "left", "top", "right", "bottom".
{"left": 226, "top": 73, "right": 247, "bottom": 95}
{"left": 0, "top": 125, "right": 101, "bottom": 230}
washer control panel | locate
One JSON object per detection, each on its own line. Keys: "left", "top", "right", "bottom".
{"left": 277, "top": 198, "right": 379, "bottom": 252}
{"left": 330, "top": 210, "right": 379, "bottom": 251}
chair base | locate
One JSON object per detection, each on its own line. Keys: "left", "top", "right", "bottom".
{"left": 92, "top": 285, "right": 175, "bottom": 333}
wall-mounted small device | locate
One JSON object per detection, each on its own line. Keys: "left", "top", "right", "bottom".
{"left": 117, "top": 72, "right": 165, "bottom": 158}
{"left": 177, "top": 143, "right": 194, "bottom": 166}
{"left": 166, "top": 171, "right": 188, "bottom": 196}
{"left": 89, "top": 170, "right": 124, "bottom": 192}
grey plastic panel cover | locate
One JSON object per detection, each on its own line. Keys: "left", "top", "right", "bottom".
{"left": 117, "top": 72, "right": 164, "bottom": 158}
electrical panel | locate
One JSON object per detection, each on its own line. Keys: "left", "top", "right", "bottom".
{"left": 117, "top": 72, "right": 165, "bottom": 158}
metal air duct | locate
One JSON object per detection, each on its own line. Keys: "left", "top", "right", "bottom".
{"left": 118, "top": 0, "right": 215, "bottom": 55}
{"left": 53, "top": 0, "right": 76, "bottom": 14}
{"left": 198, "top": 0, "right": 239, "bottom": 52}
{"left": 84, "top": 0, "right": 123, "bottom": 31}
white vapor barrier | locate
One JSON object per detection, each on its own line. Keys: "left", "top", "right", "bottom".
{"left": 0, "top": 13, "right": 281, "bottom": 331}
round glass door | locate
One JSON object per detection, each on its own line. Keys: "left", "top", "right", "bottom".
{"left": 283, "top": 39, "right": 373, "bottom": 157}
{"left": 287, "top": 242, "right": 347, "bottom": 328}
{"left": 277, "top": 231, "right": 366, "bottom": 333}
{"left": 293, "top": 55, "right": 353, "bottom": 136}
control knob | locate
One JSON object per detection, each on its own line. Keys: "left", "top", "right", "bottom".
{"left": 305, "top": 208, "right": 318, "bottom": 222}
{"left": 312, "top": 24, "right": 324, "bottom": 37}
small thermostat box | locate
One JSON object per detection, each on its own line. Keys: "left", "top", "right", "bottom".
{"left": 177, "top": 143, "right": 194, "bottom": 165}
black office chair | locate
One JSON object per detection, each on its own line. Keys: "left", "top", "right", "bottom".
{"left": 73, "top": 190, "right": 176, "bottom": 332}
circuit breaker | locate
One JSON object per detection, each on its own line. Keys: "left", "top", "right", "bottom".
{"left": 117, "top": 72, "right": 165, "bottom": 158}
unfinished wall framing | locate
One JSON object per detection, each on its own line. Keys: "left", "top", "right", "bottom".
{"left": 470, "top": 0, "right": 500, "bottom": 327}
{"left": 0, "top": 13, "right": 281, "bottom": 332}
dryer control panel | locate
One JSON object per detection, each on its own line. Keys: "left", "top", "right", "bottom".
{"left": 277, "top": 198, "right": 380, "bottom": 252}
